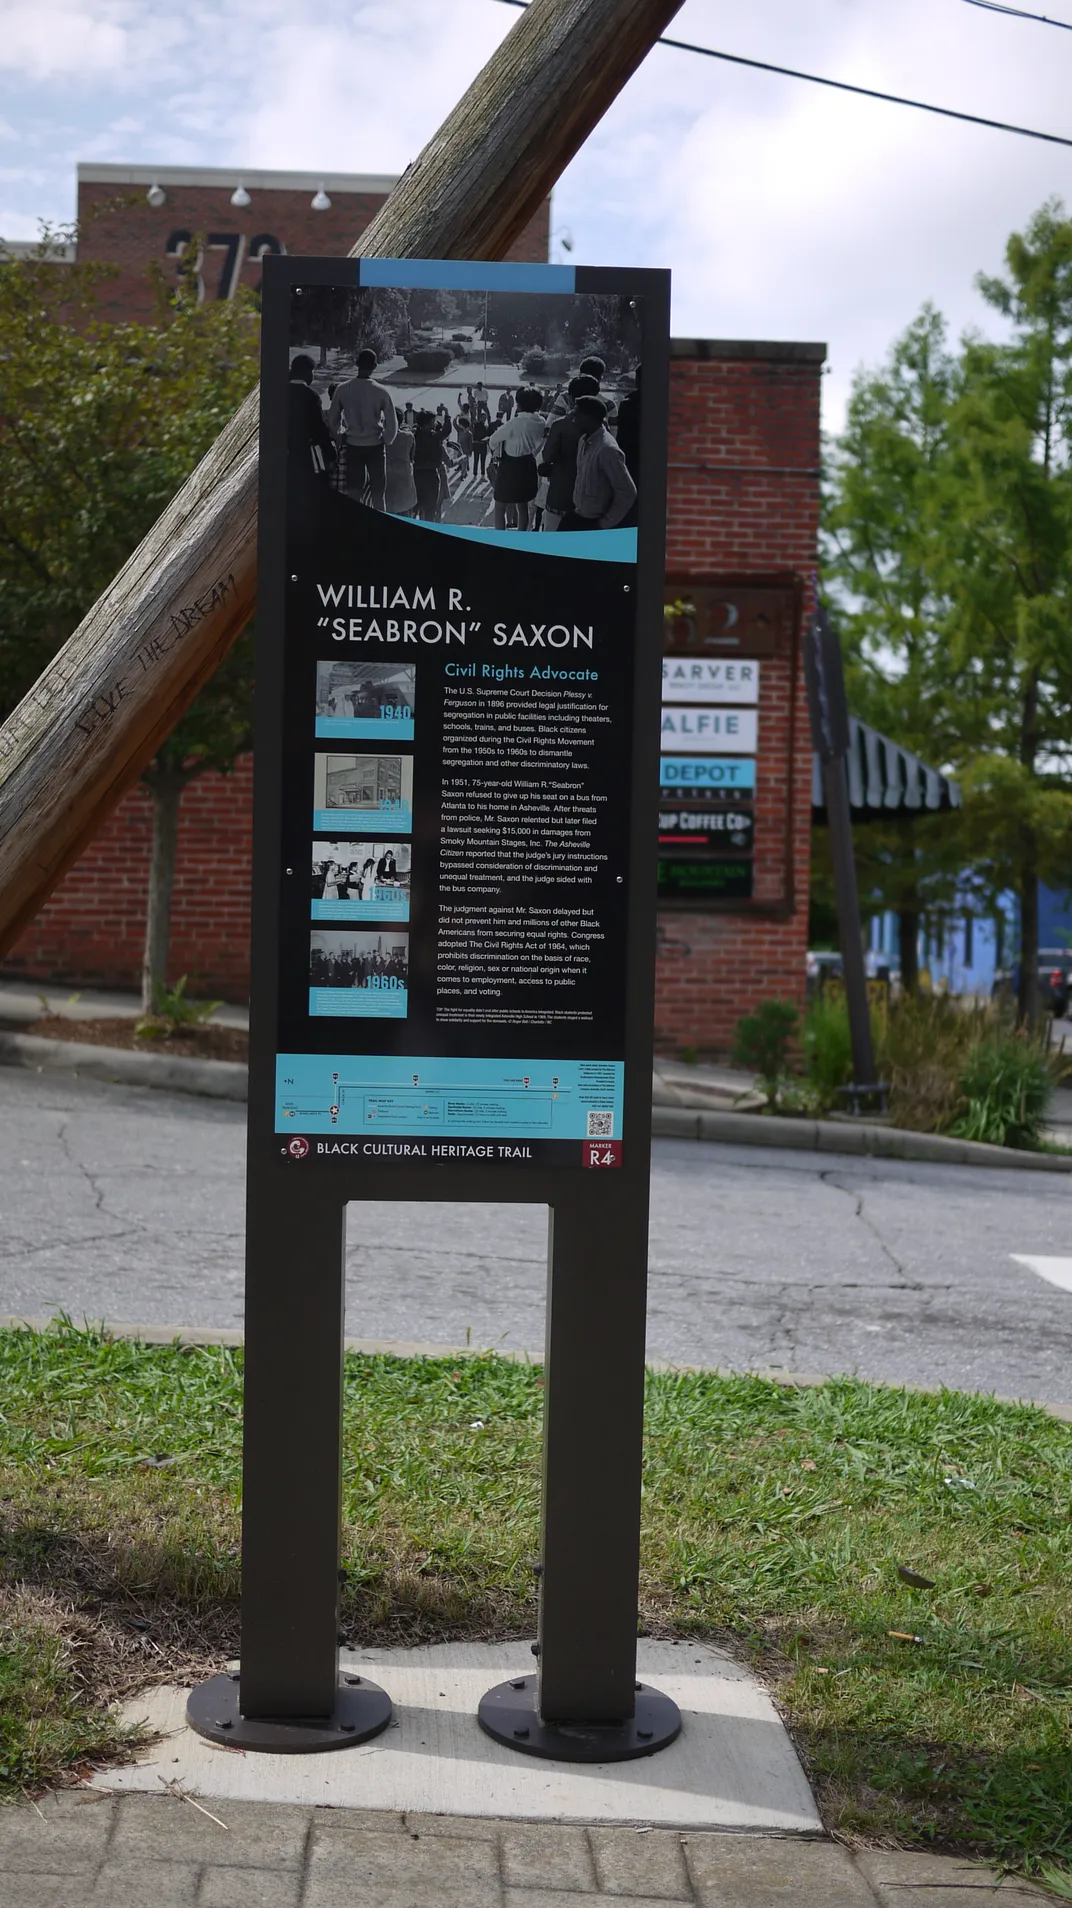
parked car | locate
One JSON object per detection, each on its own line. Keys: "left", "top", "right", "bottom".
{"left": 806, "top": 950, "right": 843, "bottom": 998}
{"left": 992, "top": 951, "right": 1072, "bottom": 1017}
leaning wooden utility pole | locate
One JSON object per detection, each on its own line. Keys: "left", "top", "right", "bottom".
{"left": 0, "top": 0, "right": 683, "bottom": 955}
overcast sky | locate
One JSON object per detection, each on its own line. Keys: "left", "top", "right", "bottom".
{"left": 3, "top": 0, "right": 1072, "bottom": 430}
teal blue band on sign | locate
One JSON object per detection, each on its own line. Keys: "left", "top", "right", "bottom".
{"left": 359, "top": 258, "right": 576, "bottom": 293}
{"left": 388, "top": 516, "right": 636, "bottom": 564}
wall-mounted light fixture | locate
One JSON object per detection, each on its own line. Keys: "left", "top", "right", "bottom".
{"left": 311, "top": 184, "right": 331, "bottom": 211}
{"left": 230, "top": 183, "right": 251, "bottom": 208}
{"left": 146, "top": 183, "right": 166, "bottom": 208}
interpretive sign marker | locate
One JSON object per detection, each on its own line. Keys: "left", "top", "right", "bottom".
{"left": 187, "top": 255, "right": 673, "bottom": 1758}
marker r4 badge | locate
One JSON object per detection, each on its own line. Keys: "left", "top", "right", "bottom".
{"left": 582, "top": 1141, "right": 622, "bottom": 1168}
{"left": 287, "top": 1137, "right": 310, "bottom": 1160}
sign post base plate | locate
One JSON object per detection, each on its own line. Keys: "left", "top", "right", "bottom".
{"left": 477, "top": 1674, "right": 681, "bottom": 1762}
{"left": 186, "top": 1671, "right": 392, "bottom": 1754}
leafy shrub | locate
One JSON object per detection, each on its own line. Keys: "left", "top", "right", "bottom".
{"left": 803, "top": 994, "right": 854, "bottom": 1107}
{"left": 880, "top": 997, "right": 1053, "bottom": 1148}
{"left": 732, "top": 1000, "right": 799, "bottom": 1106}
{"left": 403, "top": 346, "right": 453, "bottom": 375}
{"left": 136, "top": 975, "right": 222, "bottom": 1040}
{"left": 881, "top": 996, "right": 975, "bottom": 1133}
{"left": 521, "top": 348, "right": 546, "bottom": 376}
{"left": 950, "top": 1037, "right": 1051, "bottom": 1149}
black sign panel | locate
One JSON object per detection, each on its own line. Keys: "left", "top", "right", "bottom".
{"left": 657, "top": 858, "right": 754, "bottom": 902}
{"left": 252, "top": 257, "right": 670, "bottom": 1182}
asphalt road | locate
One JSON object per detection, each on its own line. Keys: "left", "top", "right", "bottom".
{"left": 1, "top": 1066, "right": 1071, "bottom": 1405}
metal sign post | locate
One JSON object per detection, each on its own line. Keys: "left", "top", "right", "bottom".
{"left": 803, "top": 601, "right": 879, "bottom": 1103}
{"left": 187, "top": 255, "right": 675, "bottom": 1758}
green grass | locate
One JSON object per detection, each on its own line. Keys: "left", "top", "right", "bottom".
{"left": 2, "top": 1325, "right": 1072, "bottom": 1886}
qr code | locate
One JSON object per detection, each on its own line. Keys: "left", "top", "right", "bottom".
{"left": 587, "top": 1110, "right": 614, "bottom": 1138}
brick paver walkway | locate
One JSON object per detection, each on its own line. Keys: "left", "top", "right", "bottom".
{"left": 0, "top": 1793, "right": 1046, "bottom": 1905}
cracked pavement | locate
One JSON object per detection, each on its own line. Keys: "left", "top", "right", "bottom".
{"left": 1, "top": 1067, "right": 1071, "bottom": 1404}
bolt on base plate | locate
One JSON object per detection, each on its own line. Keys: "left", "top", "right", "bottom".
{"left": 477, "top": 1674, "right": 681, "bottom": 1762}
{"left": 186, "top": 1671, "right": 392, "bottom": 1753}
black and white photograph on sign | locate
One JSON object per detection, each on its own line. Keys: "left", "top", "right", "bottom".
{"left": 313, "top": 751, "right": 414, "bottom": 830}
{"left": 289, "top": 283, "right": 642, "bottom": 534}
{"left": 312, "top": 839, "right": 411, "bottom": 922}
{"left": 314, "top": 662, "right": 416, "bottom": 740}
{"left": 309, "top": 929, "right": 409, "bottom": 1020}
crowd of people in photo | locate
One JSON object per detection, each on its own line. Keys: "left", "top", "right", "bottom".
{"left": 289, "top": 347, "right": 642, "bottom": 532}
{"left": 310, "top": 942, "right": 408, "bottom": 988}
{"left": 312, "top": 848, "right": 405, "bottom": 902}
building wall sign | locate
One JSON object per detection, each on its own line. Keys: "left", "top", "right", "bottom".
{"left": 660, "top": 707, "right": 757, "bottom": 752}
{"left": 661, "top": 657, "right": 759, "bottom": 704}
{"left": 663, "top": 582, "right": 797, "bottom": 657}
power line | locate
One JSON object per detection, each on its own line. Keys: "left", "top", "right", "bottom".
{"left": 491, "top": 0, "right": 1072, "bottom": 153}
{"left": 962, "top": 0, "right": 1072, "bottom": 29}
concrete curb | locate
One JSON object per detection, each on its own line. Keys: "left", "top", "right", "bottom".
{"left": 652, "top": 1103, "right": 1072, "bottom": 1171}
{"left": 3, "top": 1314, "right": 1070, "bottom": 1423}
{"left": 0, "top": 1028, "right": 248, "bottom": 1101}
{"left": 2, "top": 1026, "right": 1067, "bottom": 1171}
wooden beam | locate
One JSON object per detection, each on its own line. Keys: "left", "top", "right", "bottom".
{"left": 0, "top": 0, "right": 683, "bottom": 956}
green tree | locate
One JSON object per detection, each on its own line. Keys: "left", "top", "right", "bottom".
{"left": 824, "top": 307, "right": 966, "bottom": 991}
{"left": 940, "top": 201, "right": 1072, "bottom": 1019}
{"left": 824, "top": 205, "right": 1072, "bottom": 1018}
{"left": 0, "top": 234, "right": 261, "bottom": 1005}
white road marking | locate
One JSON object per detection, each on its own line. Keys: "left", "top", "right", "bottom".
{"left": 1011, "top": 1254, "right": 1072, "bottom": 1293}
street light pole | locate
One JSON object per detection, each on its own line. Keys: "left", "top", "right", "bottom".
{"left": 804, "top": 599, "right": 879, "bottom": 1102}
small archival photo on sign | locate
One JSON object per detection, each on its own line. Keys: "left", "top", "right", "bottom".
{"left": 288, "top": 282, "right": 642, "bottom": 535}
{"left": 313, "top": 752, "right": 413, "bottom": 832}
{"left": 310, "top": 929, "right": 409, "bottom": 1018}
{"left": 314, "top": 661, "right": 416, "bottom": 740}
{"left": 312, "top": 839, "right": 411, "bottom": 921}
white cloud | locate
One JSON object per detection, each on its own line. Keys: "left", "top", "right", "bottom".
{"left": 0, "top": 3, "right": 130, "bottom": 79}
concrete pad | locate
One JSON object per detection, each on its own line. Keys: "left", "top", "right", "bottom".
{"left": 92, "top": 1640, "right": 820, "bottom": 1833}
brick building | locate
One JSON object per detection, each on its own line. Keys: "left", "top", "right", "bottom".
{"left": 73, "top": 163, "right": 550, "bottom": 314}
{"left": 3, "top": 167, "right": 824, "bottom": 1053}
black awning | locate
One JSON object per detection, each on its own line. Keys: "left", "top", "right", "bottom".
{"left": 812, "top": 717, "right": 961, "bottom": 820}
